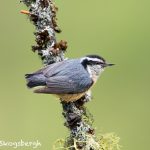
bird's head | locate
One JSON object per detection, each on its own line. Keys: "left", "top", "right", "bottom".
{"left": 81, "top": 54, "right": 114, "bottom": 80}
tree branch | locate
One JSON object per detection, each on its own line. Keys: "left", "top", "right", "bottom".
{"left": 22, "top": 0, "right": 66, "bottom": 65}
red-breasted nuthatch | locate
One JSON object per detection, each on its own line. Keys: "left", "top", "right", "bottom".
{"left": 25, "top": 55, "right": 114, "bottom": 102}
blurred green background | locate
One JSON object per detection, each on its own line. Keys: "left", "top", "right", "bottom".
{"left": 0, "top": 0, "right": 150, "bottom": 149}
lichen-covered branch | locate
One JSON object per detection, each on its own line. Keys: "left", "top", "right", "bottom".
{"left": 22, "top": 0, "right": 67, "bottom": 65}
{"left": 21, "top": 0, "right": 120, "bottom": 150}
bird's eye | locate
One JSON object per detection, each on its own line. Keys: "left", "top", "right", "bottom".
{"left": 95, "top": 62, "right": 100, "bottom": 65}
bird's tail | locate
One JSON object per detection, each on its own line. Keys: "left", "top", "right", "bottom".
{"left": 25, "top": 73, "right": 46, "bottom": 88}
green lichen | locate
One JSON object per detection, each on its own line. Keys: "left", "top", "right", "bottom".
{"left": 53, "top": 132, "right": 121, "bottom": 150}
{"left": 98, "top": 133, "right": 121, "bottom": 150}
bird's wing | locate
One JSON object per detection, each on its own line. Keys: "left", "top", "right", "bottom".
{"left": 45, "top": 74, "right": 93, "bottom": 94}
{"left": 44, "top": 60, "right": 78, "bottom": 77}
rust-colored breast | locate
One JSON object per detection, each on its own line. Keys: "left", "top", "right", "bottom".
{"left": 56, "top": 93, "right": 86, "bottom": 102}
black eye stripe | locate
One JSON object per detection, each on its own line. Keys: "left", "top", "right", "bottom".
{"left": 87, "top": 60, "right": 103, "bottom": 65}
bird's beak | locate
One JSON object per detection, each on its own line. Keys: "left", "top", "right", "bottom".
{"left": 103, "top": 63, "right": 115, "bottom": 67}
{"left": 107, "top": 63, "right": 115, "bottom": 66}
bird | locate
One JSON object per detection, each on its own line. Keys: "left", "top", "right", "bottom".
{"left": 25, "top": 54, "right": 114, "bottom": 102}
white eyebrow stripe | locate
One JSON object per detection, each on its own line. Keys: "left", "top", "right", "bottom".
{"left": 86, "top": 57, "right": 102, "bottom": 62}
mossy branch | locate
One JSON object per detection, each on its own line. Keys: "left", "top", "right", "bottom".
{"left": 21, "top": 0, "right": 120, "bottom": 149}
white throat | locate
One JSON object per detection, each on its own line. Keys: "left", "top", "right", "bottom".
{"left": 87, "top": 65, "right": 104, "bottom": 83}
